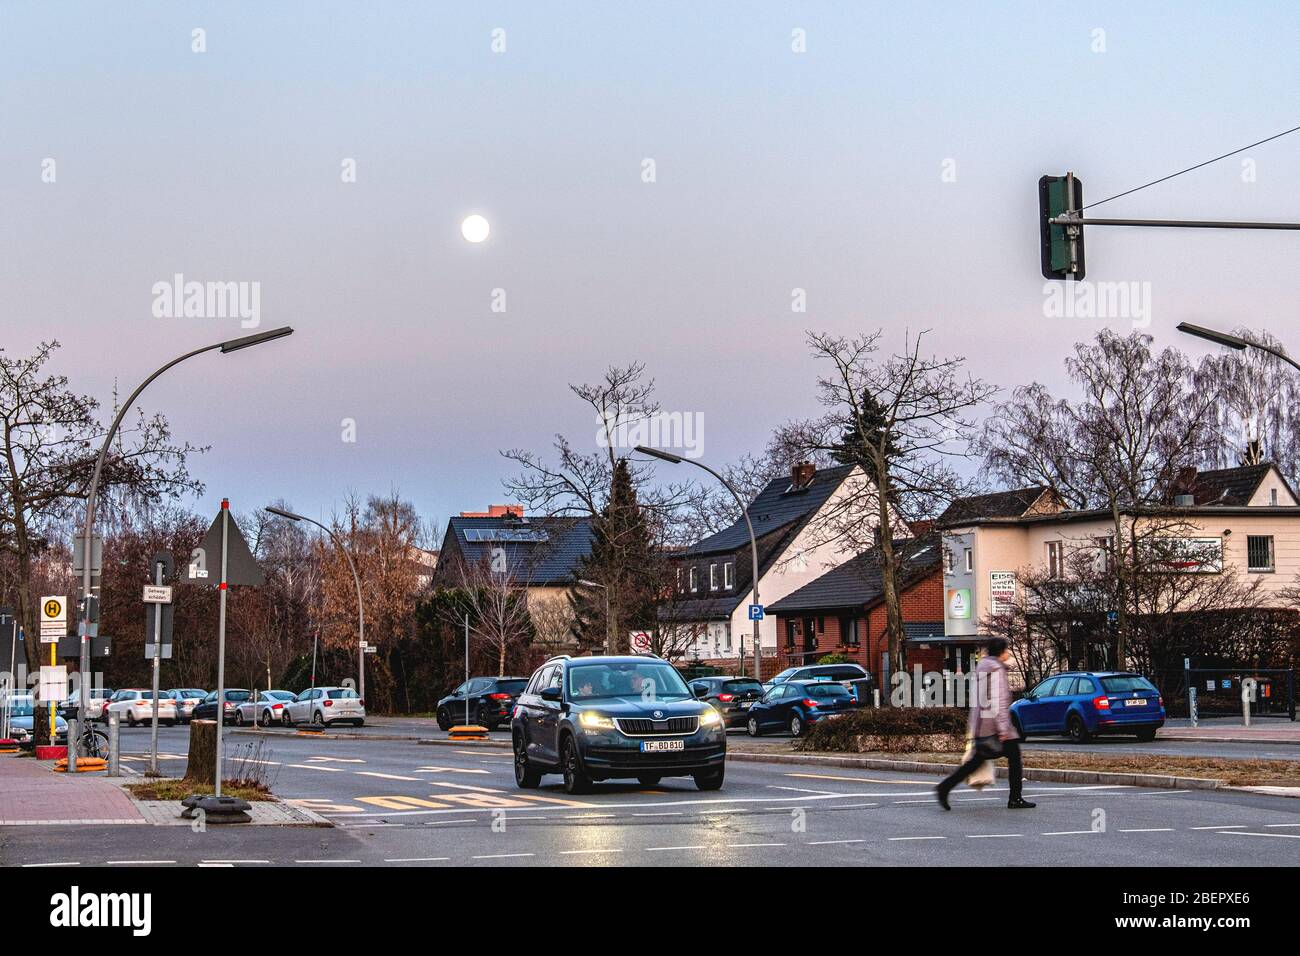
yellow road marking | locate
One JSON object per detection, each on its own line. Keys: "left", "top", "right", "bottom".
{"left": 286, "top": 798, "right": 363, "bottom": 814}
{"left": 358, "top": 795, "right": 455, "bottom": 810}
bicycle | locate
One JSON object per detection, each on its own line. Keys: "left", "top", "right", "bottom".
{"left": 75, "top": 721, "right": 110, "bottom": 759}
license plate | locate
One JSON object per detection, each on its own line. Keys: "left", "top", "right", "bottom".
{"left": 1124, "top": 698, "right": 1146, "bottom": 707}
{"left": 739, "top": 701, "right": 753, "bottom": 709}
{"left": 640, "top": 739, "right": 685, "bottom": 752}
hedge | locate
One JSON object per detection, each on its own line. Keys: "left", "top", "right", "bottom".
{"left": 800, "top": 706, "right": 966, "bottom": 752}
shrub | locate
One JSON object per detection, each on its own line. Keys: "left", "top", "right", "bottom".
{"left": 816, "top": 653, "right": 851, "bottom": 665}
{"left": 800, "top": 706, "right": 966, "bottom": 752}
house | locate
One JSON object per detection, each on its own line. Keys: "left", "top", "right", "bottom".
{"left": 936, "top": 462, "right": 1300, "bottom": 670}
{"left": 660, "top": 462, "right": 869, "bottom": 672}
{"left": 766, "top": 534, "right": 968, "bottom": 682}
{"left": 431, "top": 509, "right": 594, "bottom": 653}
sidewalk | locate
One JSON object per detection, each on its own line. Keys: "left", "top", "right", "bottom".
{"left": 0, "top": 754, "right": 145, "bottom": 826}
{"left": 1160, "top": 717, "right": 1300, "bottom": 745}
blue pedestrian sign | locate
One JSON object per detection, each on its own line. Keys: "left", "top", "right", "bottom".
{"left": 748, "top": 604, "right": 764, "bottom": 621}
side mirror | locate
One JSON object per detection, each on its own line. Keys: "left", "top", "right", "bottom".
{"left": 693, "top": 687, "right": 708, "bottom": 699}
{"left": 540, "top": 687, "right": 562, "bottom": 702}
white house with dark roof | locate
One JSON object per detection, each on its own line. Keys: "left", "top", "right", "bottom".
{"left": 661, "top": 462, "right": 871, "bottom": 669}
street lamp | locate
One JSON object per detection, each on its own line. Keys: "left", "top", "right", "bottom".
{"left": 75, "top": 327, "right": 293, "bottom": 771}
{"left": 264, "top": 506, "right": 367, "bottom": 702}
{"left": 1177, "top": 322, "right": 1300, "bottom": 374}
{"left": 635, "top": 445, "right": 763, "bottom": 683}
{"left": 577, "top": 579, "right": 613, "bottom": 654}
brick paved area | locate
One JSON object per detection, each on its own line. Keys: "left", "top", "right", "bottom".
{"left": 0, "top": 754, "right": 144, "bottom": 825}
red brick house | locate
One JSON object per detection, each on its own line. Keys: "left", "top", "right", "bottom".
{"left": 766, "top": 534, "right": 979, "bottom": 684}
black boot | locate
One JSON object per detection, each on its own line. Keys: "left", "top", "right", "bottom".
{"left": 936, "top": 786, "right": 951, "bottom": 811}
{"left": 1007, "top": 797, "right": 1036, "bottom": 809}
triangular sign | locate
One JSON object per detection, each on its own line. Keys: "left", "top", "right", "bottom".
{"left": 190, "top": 507, "right": 265, "bottom": 587}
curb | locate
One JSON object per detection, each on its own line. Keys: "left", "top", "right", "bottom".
{"left": 417, "top": 737, "right": 510, "bottom": 748}
{"left": 1159, "top": 734, "right": 1300, "bottom": 747}
{"left": 725, "top": 749, "right": 1225, "bottom": 791}
{"left": 229, "top": 728, "right": 424, "bottom": 743}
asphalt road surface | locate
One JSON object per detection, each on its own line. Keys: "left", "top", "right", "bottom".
{"left": 2, "top": 724, "right": 1298, "bottom": 867}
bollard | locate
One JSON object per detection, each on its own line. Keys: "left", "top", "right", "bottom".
{"left": 67, "top": 716, "right": 78, "bottom": 761}
{"left": 107, "top": 711, "right": 120, "bottom": 776}
{"left": 1242, "top": 678, "right": 1257, "bottom": 728}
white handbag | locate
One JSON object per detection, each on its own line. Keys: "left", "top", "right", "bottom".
{"left": 962, "top": 739, "right": 996, "bottom": 789}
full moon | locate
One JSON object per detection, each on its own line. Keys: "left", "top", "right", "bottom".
{"left": 460, "top": 214, "right": 490, "bottom": 243}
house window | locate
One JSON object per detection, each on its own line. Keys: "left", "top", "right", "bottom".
{"left": 709, "top": 563, "right": 719, "bottom": 591}
{"left": 1093, "top": 536, "right": 1115, "bottom": 574}
{"left": 944, "top": 546, "right": 955, "bottom": 575}
{"left": 723, "top": 561, "right": 734, "bottom": 589}
{"left": 846, "top": 618, "right": 860, "bottom": 646}
{"left": 785, "top": 620, "right": 796, "bottom": 649}
{"left": 817, "top": 617, "right": 825, "bottom": 633}
{"left": 963, "top": 548, "right": 973, "bottom": 573}
{"left": 1046, "top": 541, "right": 1064, "bottom": 579}
{"left": 689, "top": 567, "right": 698, "bottom": 592}
{"left": 1272, "top": 488, "right": 1279, "bottom": 505}
{"left": 1247, "top": 535, "right": 1275, "bottom": 572}
{"left": 675, "top": 567, "right": 683, "bottom": 592}
{"left": 723, "top": 622, "right": 732, "bottom": 651}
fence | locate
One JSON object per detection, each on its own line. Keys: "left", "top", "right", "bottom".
{"left": 1183, "top": 666, "right": 1295, "bottom": 721}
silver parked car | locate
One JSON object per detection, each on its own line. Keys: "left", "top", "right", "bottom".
{"left": 283, "top": 687, "right": 365, "bottom": 727}
{"left": 233, "top": 689, "right": 296, "bottom": 727}
{"left": 168, "top": 688, "right": 208, "bottom": 723}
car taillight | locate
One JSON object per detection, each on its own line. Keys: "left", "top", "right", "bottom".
{"left": 489, "top": 693, "right": 510, "bottom": 700}
{"left": 358, "top": 699, "right": 364, "bottom": 707}
{"left": 323, "top": 699, "right": 333, "bottom": 707}
{"left": 1092, "top": 695, "right": 1110, "bottom": 710}
{"left": 802, "top": 699, "right": 820, "bottom": 708}
{"left": 273, "top": 703, "right": 284, "bottom": 710}
{"left": 717, "top": 693, "right": 735, "bottom": 702}
{"left": 1158, "top": 696, "right": 1163, "bottom": 707}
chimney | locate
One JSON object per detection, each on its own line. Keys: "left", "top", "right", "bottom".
{"left": 791, "top": 461, "right": 816, "bottom": 489}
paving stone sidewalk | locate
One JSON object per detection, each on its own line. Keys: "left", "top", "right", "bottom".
{"left": 0, "top": 754, "right": 145, "bottom": 826}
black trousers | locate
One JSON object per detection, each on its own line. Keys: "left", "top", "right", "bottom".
{"left": 938, "top": 739, "right": 1023, "bottom": 801}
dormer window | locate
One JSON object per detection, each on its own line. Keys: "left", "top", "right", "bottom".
{"left": 689, "top": 567, "right": 698, "bottom": 592}
{"left": 709, "top": 563, "right": 719, "bottom": 591}
{"left": 723, "top": 561, "right": 734, "bottom": 589}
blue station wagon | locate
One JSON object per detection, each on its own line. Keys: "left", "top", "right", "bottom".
{"left": 1011, "top": 671, "right": 1165, "bottom": 743}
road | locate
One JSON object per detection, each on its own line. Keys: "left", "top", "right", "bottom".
{"left": 2, "top": 724, "right": 1299, "bottom": 867}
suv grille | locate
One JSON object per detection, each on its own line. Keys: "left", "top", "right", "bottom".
{"left": 615, "top": 716, "right": 699, "bottom": 736}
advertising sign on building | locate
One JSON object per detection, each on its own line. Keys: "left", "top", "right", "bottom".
{"left": 989, "top": 572, "right": 1017, "bottom": 616}
{"left": 946, "top": 588, "right": 972, "bottom": 620}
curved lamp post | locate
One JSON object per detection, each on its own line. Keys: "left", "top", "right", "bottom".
{"left": 635, "top": 445, "right": 763, "bottom": 683}
{"left": 264, "top": 506, "right": 366, "bottom": 702}
{"left": 74, "top": 326, "right": 293, "bottom": 771}
{"left": 1177, "top": 322, "right": 1300, "bottom": 374}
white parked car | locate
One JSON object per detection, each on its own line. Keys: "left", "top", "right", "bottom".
{"left": 233, "top": 690, "right": 296, "bottom": 727}
{"left": 106, "top": 689, "right": 177, "bottom": 727}
{"left": 283, "top": 687, "right": 365, "bottom": 727}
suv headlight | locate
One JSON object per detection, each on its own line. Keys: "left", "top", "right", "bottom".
{"left": 579, "top": 711, "right": 615, "bottom": 730}
{"left": 699, "top": 708, "right": 721, "bottom": 727}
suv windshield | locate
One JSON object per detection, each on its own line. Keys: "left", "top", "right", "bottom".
{"left": 567, "top": 662, "right": 691, "bottom": 702}
{"left": 1100, "top": 675, "right": 1157, "bottom": 694}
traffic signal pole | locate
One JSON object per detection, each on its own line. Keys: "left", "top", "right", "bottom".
{"left": 1051, "top": 213, "right": 1300, "bottom": 230}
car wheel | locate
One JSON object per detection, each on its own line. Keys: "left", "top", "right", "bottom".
{"left": 435, "top": 709, "right": 451, "bottom": 732}
{"left": 165, "top": 720, "right": 176, "bottom": 727}
{"left": 513, "top": 733, "right": 542, "bottom": 788}
{"left": 561, "top": 736, "right": 593, "bottom": 795}
{"left": 637, "top": 775, "right": 662, "bottom": 787}
{"left": 476, "top": 705, "right": 490, "bottom": 727}
{"left": 127, "top": 713, "right": 137, "bottom": 727}
{"left": 234, "top": 710, "right": 245, "bottom": 727}
{"left": 354, "top": 719, "right": 364, "bottom": 727}
{"left": 260, "top": 710, "right": 273, "bottom": 727}
{"left": 789, "top": 712, "right": 804, "bottom": 737}
{"left": 313, "top": 710, "right": 325, "bottom": 726}
{"left": 1067, "top": 713, "right": 1091, "bottom": 744}
{"left": 1136, "top": 727, "right": 1157, "bottom": 742}
{"left": 747, "top": 716, "right": 761, "bottom": 737}
{"left": 694, "top": 767, "right": 725, "bottom": 791}
{"left": 282, "top": 711, "right": 293, "bottom": 727}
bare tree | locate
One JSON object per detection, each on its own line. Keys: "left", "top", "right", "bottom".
{"left": 980, "top": 330, "right": 1224, "bottom": 665}
{"left": 797, "top": 330, "right": 997, "bottom": 681}
{"left": 455, "top": 555, "right": 534, "bottom": 678}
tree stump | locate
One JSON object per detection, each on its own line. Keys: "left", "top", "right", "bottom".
{"left": 185, "top": 719, "right": 217, "bottom": 785}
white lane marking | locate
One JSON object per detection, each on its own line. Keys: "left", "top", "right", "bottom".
{"left": 201, "top": 859, "right": 269, "bottom": 864}
{"left": 633, "top": 812, "right": 683, "bottom": 817}
{"left": 560, "top": 848, "right": 624, "bottom": 855}
{"left": 806, "top": 839, "right": 865, "bottom": 845}
{"left": 568, "top": 813, "right": 617, "bottom": 819}
{"left": 1118, "top": 828, "right": 1174, "bottom": 833}
{"left": 287, "top": 764, "right": 346, "bottom": 772}
{"left": 1266, "top": 823, "right": 1300, "bottom": 828}
{"left": 293, "top": 859, "right": 361, "bottom": 864}
{"left": 1218, "top": 830, "right": 1300, "bottom": 840}
{"left": 646, "top": 845, "right": 708, "bottom": 852}
{"left": 385, "top": 857, "right": 451, "bottom": 862}
{"left": 472, "top": 852, "right": 535, "bottom": 859}
{"left": 967, "top": 833, "right": 1022, "bottom": 839}
{"left": 197, "top": 863, "right": 233, "bottom": 867}
{"left": 106, "top": 860, "right": 176, "bottom": 865}
{"left": 353, "top": 771, "right": 420, "bottom": 781}
{"left": 770, "top": 785, "right": 839, "bottom": 795}
{"left": 307, "top": 756, "right": 365, "bottom": 763}
{"left": 725, "top": 842, "right": 786, "bottom": 848}
{"left": 1190, "top": 825, "right": 1246, "bottom": 830}
{"left": 1132, "top": 790, "right": 1190, "bottom": 796}
{"left": 22, "top": 861, "right": 80, "bottom": 867}
{"left": 1042, "top": 830, "right": 1099, "bottom": 836}
{"left": 889, "top": 836, "right": 945, "bottom": 841}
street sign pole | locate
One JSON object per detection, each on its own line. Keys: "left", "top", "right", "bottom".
{"left": 1, "top": 609, "right": 15, "bottom": 741}
{"left": 148, "top": 560, "right": 165, "bottom": 776}
{"left": 214, "top": 501, "right": 230, "bottom": 799}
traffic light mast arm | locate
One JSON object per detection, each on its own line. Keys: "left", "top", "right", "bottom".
{"left": 1051, "top": 213, "right": 1300, "bottom": 230}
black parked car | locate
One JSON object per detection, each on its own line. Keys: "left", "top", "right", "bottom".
{"left": 746, "top": 679, "right": 857, "bottom": 737}
{"left": 688, "top": 675, "right": 765, "bottom": 728}
{"left": 191, "top": 689, "right": 251, "bottom": 724}
{"left": 435, "top": 676, "right": 528, "bottom": 731}
{"left": 511, "top": 655, "right": 726, "bottom": 794}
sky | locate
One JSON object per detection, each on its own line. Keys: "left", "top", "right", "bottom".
{"left": 4, "top": 1, "right": 1300, "bottom": 532}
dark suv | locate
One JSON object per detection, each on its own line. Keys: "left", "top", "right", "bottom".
{"left": 511, "top": 655, "right": 726, "bottom": 794}
{"left": 688, "top": 675, "right": 765, "bottom": 727}
{"left": 435, "top": 676, "right": 528, "bottom": 731}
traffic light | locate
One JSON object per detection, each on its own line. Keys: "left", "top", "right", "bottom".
{"left": 1039, "top": 173, "right": 1084, "bottom": 280}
